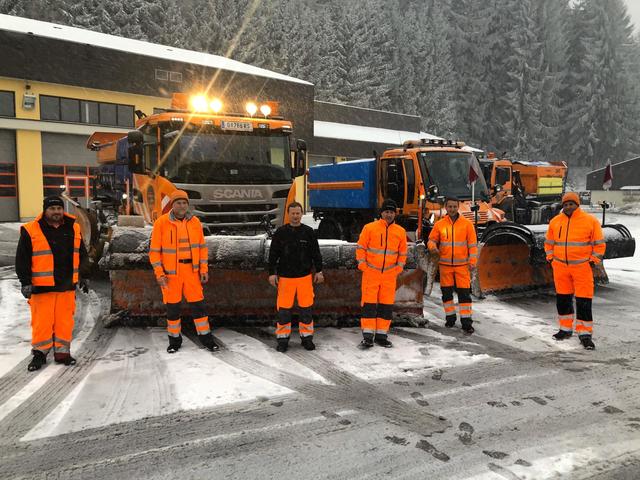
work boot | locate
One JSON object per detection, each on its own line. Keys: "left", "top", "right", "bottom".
{"left": 552, "top": 330, "right": 573, "bottom": 341}
{"left": 54, "top": 353, "right": 77, "bottom": 366}
{"left": 445, "top": 316, "right": 457, "bottom": 328}
{"left": 167, "top": 335, "right": 183, "bottom": 354}
{"left": 276, "top": 338, "right": 289, "bottom": 353}
{"left": 358, "top": 338, "right": 374, "bottom": 349}
{"left": 200, "top": 333, "right": 220, "bottom": 352}
{"left": 375, "top": 337, "right": 393, "bottom": 348}
{"left": 461, "top": 319, "right": 474, "bottom": 335}
{"left": 27, "top": 350, "right": 47, "bottom": 372}
{"left": 301, "top": 336, "right": 316, "bottom": 351}
{"left": 579, "top": 335, "right": 595, "bottom": 350}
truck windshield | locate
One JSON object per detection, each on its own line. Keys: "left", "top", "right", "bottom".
{"left": 160, "top": 131, "right": 291, "bottom": 184}
{"left": 418, "top": 151, "right": 490, "bottom": 200}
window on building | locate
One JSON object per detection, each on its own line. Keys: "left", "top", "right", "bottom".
{"left": 0, "top": 163, "right": 16, "bottom": 197}
{"left": 60, "top": 98, "right": 80, "bottom": 123}
{"left": 155, "top": 69, "right": 169, "bottom": 81}
{"left": 39, "top": 95, "right": 134, "bottom": 127}
{"left": 117, "top": 105, "right": 134, "bottom": 127}
{"left": 99, "top": 103, "right": 117, "bottom": 126}
{"left": 169, "top": 71, "right": 183, "bottom": 83}
{"left": 40, "top": 95, "right": 60, "bottom": 121}
{"left": 42, "top": 165, "right": 96, "bottom": 198}
{"left": 81, "top": 101, "right": 100, "bottom": 124}
{"left": 0, "top": 91, "right": 15, "bottom": 117}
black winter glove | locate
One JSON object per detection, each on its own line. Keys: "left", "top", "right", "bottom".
{"left": 78, "top": 278, "right": 90, "bottom": 294}
{"left": 21, "top": 285, "right": 32, "bottom": 299}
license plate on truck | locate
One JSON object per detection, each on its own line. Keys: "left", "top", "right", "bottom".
{"left": 221, "top": 121, "right": 253, "bottom": 132}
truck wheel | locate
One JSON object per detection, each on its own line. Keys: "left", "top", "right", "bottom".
{"left": 317, "top": 218, "right": 344, "bottom": 240}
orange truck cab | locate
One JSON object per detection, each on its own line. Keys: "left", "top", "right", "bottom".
{"left": 87, "top": 93, "right": 307, "bottom": 235}
{"left": 309, "top": 139, "right": 505, "bottom": 242}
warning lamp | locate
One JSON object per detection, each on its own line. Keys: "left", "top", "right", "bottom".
{"left": 190, "top": 95, "right": 208, "bottom": 112}
{"left": 209, "top": 98, "right": 223, "bottom": 113}
{"left": 259, "top": 104, "right": 272, "bottom": 117}
{"left": 245, "top": 102, "right": 258, "bottom": 116}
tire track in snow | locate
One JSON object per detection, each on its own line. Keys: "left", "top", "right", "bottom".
{"left": 238, "top": 327, "right": 450, "bottom": 437}
{"left": 0, "top": 290, "right": 114, "bottom": 444}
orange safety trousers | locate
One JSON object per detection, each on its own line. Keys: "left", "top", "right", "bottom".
{"left": 552, "top": 260, "right": 594, "bottom": 335}
{"left": 439, "top": 265, "right": 472, "bottom": 321}
{"left": 361, "top": 270, "right": 397, "bottom": 337}
{"left": 161, "top": 262, "right": 210, "bottom": 337}
{"left": 29, "top": 290, "right": 75, "bottom": 354}
{"left": 276, "top": 275, "right": 314, "bottom": 338}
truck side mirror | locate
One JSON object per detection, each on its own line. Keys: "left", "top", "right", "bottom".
{"left": 127, "top": 131, "right": 144, "bottom": 173}
{"left": 293, "top": 138, "right": 307, "bottom": 178}
{"left": 493, "top": 184, "right": 503, "bottom": 194}
{"left": 427, "top": 185, "right": 439, "bottom": 201}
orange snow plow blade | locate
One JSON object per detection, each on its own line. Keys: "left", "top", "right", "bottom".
{"left": 473, "top": 222, "right": 635, "bottom": 297}
{"left": 102, "top": 227, "right": 427, "bottom": 326}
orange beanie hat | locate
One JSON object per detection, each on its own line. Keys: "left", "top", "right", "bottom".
{"left": 561, "top": 192, "right": 580, "bottom": 205}
{"left": 170, "top": 190, "right": 189, "bottom": 205}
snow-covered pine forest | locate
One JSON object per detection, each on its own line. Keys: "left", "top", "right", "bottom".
{"left": 1, "top": 0, "right": 639, "bottom": 170}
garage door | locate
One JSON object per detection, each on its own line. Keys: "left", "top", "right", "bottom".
{"left": 0, "top": 129, "right": 18, "bottom": 222}
{"left": 41, "top": 133, "right": 98, "bottom": 207}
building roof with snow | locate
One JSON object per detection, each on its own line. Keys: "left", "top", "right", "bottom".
{"left": 0, "top": 14, "right": 311, "bottom": 86}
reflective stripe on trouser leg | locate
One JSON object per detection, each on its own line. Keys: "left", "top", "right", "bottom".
{"left": 52, "top": 291, "right": 75, "bottom": 354}
{"left": 361, "top": 302, "right": 377, "bottom": 337}
{"left": 276, "top": 308, "right": 292, "bottom": 339}
{"left": 556, "top": 293, "right": 574, "bottom": 332}
{"left": 166, "top": 302, "right": 182, "bottom": 337}
{"left": 441, "top": 286, "right": 456, "bottom": 323}
{"left": 457, "top": 288, "right": 472, "bottom": 321}
{"left": 189, "top": 300, "right": 210, "bottom": 335}
{"left": 299, "top": 306, "right": 314, "bottom": 337}
{"left": 375, "top": 303, "right": 393, "bottom": 338}
{"left": 575, "top": 297, "right": 593, "bottom": 336}
{"left": 29, "top": 292, "right": 56, "bottom": 354}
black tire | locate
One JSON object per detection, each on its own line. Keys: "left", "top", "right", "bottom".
{"left": 317, "top": 218, "right": 344, "bottom": 240}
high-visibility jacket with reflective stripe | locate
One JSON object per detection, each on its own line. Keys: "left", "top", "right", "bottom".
{"left": 545, "top": 207, "right": 605, "bottom": 265}
{"left": 427, "top": 214, "right": 478, "bottom": 266}
{"left": 149, "top": 211, "right": 208, "bottom": 278}
{"left": 356, "top": 219, "right": 408, "bottom": 273}
{"left": 22, "top": 214, "right": 81, "bottom": 286}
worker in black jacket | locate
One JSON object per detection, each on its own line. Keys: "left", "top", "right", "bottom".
{"left": 268, "top": 202, "right": 323, "bottom": 352}
{"left": 15, "top": 196, "right": 90, "bottom": 371}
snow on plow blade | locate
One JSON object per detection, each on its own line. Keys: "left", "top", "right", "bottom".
{"left": 473, "top": 222, "right": 636, "bottom": 297}
{"left": 102, "top": 227, "right": 426, "bottom": 325}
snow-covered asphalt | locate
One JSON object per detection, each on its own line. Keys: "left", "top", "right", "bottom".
{"left": 0, "top": 214, "right": 638, "bottom": 479}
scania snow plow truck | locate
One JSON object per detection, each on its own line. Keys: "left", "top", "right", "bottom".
{"left": 308, "top": 139, "right": 635, "bottom": 296}
{"left": 71, "top": 93, "right": 425, "bottom": 322}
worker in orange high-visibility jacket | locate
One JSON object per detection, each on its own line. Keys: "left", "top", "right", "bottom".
{"left": 356, "top": 198, "right": 408, "bottom": 349}
{"left": 268, "top": 201, "right": 324, "bottom": 353}
{"left": 545, "top": 192, "right": 605, "bottom": 350}
{"left": 428, "top": 197, "right": 478, "bottom": 334}
{"left": 15, "top": 196, "right": 91, "bottom": 372}
{"left": 149, "top": 190, "right": 219, "bottom": 353}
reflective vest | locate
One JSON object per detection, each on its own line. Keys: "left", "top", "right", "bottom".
{"left": 545, "top": 207, "right": 605, "bottom": 265}
{"left": 149, "top": 211, "right": 208, "bottom": 277}
{"left": 427, "top": 214, "right": 478, "bottom": 266}
{"left": 22, "top": 214, "right": 81, "bottom": 286}
{"left": 356, "top": 219, "right": 408, "bottom": 274}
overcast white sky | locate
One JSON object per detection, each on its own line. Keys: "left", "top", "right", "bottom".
{"left": 625, "top": 0, "right": 640, "bottom": 34}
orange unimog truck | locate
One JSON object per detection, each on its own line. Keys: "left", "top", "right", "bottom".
{"left": 480, "top": 153, "right": 567, "bottom": 224}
